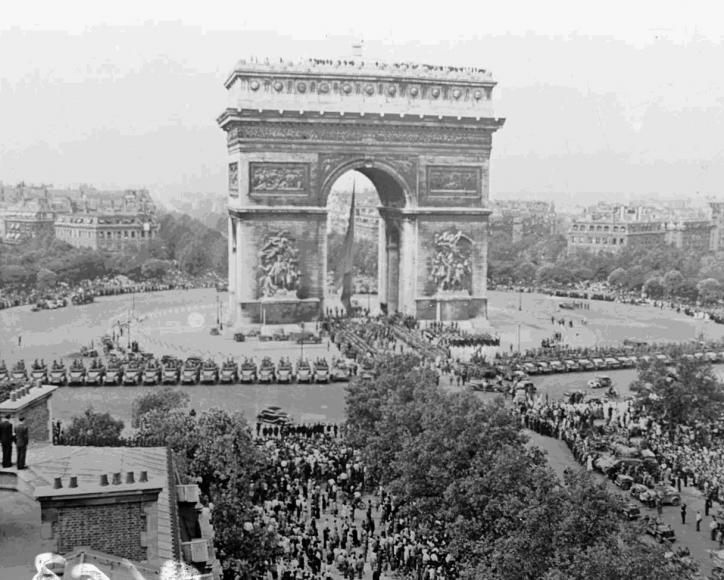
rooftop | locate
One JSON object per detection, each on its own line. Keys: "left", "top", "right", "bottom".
{"left": 0, "top": 444, "right": 176, "bottom": 577}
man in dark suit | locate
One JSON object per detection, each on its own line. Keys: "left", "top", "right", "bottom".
{"left": 0, "top": 415, "right": 13, "bottom": 467}
{"left": 14, "top": 416, "right": 29, "bottom": 469}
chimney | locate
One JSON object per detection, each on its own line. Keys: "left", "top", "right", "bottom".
{"left": 35, "top": 472, "right": 163, "bottom": 562}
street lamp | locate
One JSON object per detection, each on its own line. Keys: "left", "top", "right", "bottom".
{"left": 300, "top": 322, "right": 305, "bottom": 361}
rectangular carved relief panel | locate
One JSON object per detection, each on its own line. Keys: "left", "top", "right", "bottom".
{"left": 228, "top": 162, "right": 239, "bottom": 195}
{"left": 249, "top": 162, "right": 310, "bottom": 195}
{"left": 426, "top": 166, "right": 481, "bottom": 196}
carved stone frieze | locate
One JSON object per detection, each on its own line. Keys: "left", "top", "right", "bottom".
{"left": 427, "top": 166, "right": 481, "bottom": 196}
{"left": 228, "top": 122, "right": 492, "bottom": 148}
{"left": 249, "top": 162, "right": 309, "bottom": 194}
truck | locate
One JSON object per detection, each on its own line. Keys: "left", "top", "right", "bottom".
{"left": 239, "top": 359, "right": 258, "bottom": 384}
{"left": 161, "top": 358, "right": 181, "bottom": 385}
{"left": 103, "top": 360, "right": 122, "bottom": 386}
{"left": 219, "top": 359, "right": 238, "bottom": 384}
{"left": 180, "top": 357, "right": 202, "bottom": 385}
{"left": 296, "top": 359, "right": 312, "bottom": 383}
{"left": 85, "top": 360, "right": 105, "bottom": 386}
{"left": 313, "top": 358, "right": 330, "bottom": 384}
{"left": 331, "top": 359, "right": 352, "bottom": 382}
{"left": 258, "top": 357, "right": 276, "bottom": 384}
{"left": 142, "top": 360, "right": 162, "bottom": 385}
{"left": 200, "top": 359, "right": 219, "bottom": 384}
{"left": 276, "top": 359, "right": 294, "bottom": 383}
{"left": 48, "top": 361, "right": 67, "bottom": 386}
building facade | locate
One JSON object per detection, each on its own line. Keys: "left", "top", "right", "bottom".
{"left": 567, "top": 218, "right": 666, "bottom": 253}
{"left": 665, "top": 219, "right": 713, "bottom": 253}
{"left": 54, "top": 214, "right": 158, "bottom": 250}
{"left": 0, "top": 198, "right": 56, "bottom": 244}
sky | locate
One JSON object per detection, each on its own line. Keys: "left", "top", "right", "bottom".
{"left": 2, "top": 0, "right": 724, "bottom": 206}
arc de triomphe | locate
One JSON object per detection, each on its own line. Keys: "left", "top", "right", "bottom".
{"left": 218, "top": 59, "right": 505, "bottom": 325}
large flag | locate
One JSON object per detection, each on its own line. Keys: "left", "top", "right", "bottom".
{"left": 336, "top": 181, "right": 356, "bottom": 314}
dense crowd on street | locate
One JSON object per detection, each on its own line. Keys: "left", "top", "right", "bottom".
{"left": 241, "top": 424, "right": 458, "bottom": 580}
{"left": 0, "top": 271, "right": 223, "bottom": 310}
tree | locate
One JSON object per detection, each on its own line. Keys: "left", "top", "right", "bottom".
{"left": 64, "top": 407, "right": 124, "bottom": 445}
{"left": 140, "top": 258, "right": 174, "bottom": 279}
{"left": 177, "top": 239, "right": 209, "bottom": 276}
{"left": 697, "top": 277, "right": 722, "bottom": 304}
{"left": 131, "top": 387, "right": 190, "bottom": 427}
{"left": 631, "top": 358, "right": 724, "bottom": 435}
{"left": 35, "top": 267, "right": 57, "bottom": 290}
{"left": 137, "top": 407, "right": 200, "bottom": 482}
{"left": 662, "top": 269, "right": 684, "bottom": 298}
{"left": 643, "top": 277, "right": 664, "bottom": 299}
{"left": 607, "top": 267, "right": 627, "bottom": 288}
{"left": 513, "top": 262, "right": 537, "bottom": 284}
{"left": 0, "top": 264, "right": 32, "bottom": 287}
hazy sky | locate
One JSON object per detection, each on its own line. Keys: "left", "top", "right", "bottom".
{"left": 2, "top": 1, "right": 724, "bottom": 204}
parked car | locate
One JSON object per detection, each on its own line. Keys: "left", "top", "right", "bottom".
{"left": 588, "top": 375, "right": 612, "bottom": 389}
{"left": 564, "top": 359, "right": 580, "bottom": 372}
{"left": 578, "top": 359, "right": 594, "bottom": 371}
{"left": 642, "top": 516, "right": 675, "bottom": 543}
{"left": 604, "top": 357, "right": 622, "bottom": 369}
{"left": 592, "top": 358, "right": 606, "bottom": 370}
{"left": 233, "top": 332, "right": 246, "bottom": 342}
{"left": 549, "top": 360, "right": 566, "bottom": 373}
{"left": 522, "top": 362, "right": 538, "bottom": 375}
{"left": 296, "top": 331, "right": 322, "bottom": 344}
{"left": 536, "top": 361, "right": 553, "bottom": 374}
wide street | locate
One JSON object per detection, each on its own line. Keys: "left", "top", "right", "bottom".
{"left": 3, "top": 288, "right": 724, "bottom": 429}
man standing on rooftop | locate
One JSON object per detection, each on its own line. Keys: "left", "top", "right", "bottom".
{"left": 0, "top": 415, "right": 13, "bottom": 467}
{"left": 14, "top": 416, "right": 29, "bottom": 470}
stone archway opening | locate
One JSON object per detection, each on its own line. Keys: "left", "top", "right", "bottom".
{"left": 325, "top": 166, "right": 408, "bottom": 316}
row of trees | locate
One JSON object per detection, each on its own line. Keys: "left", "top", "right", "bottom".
{"left": 345, "top": 354, "right": 697, "bottom": 579}
{"left": 0, "top": 211, "right": 227, "bottom": 289}
{"left": 490, "top": 228, "right": 724, "bottom": 304}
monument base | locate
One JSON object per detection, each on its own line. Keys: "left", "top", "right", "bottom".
{"left": 415, "top": 295, "right": 487, "bottom": 321}
{"left": 239, "top": 297, "right": 321, "bottom": 324}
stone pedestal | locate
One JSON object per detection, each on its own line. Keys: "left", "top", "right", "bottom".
{"left": 255, "top": 296, "right": 321, "bottom": 324}
{"left": 229, "top": 207, "right": 327, "bottom": 326}
{"left": 416, "top": 293, "right": 488, "bottom": 321}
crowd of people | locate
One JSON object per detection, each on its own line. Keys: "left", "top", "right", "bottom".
{"left": 241, "top": 424, "right": 458, "bottom": 580}
{"left": 517, "top": 391, "right": 724, "bottom": 547}
{"left": 0, "top": 271, "right": 223, "bottom": 310}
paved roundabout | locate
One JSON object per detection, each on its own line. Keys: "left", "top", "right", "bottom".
{"left": 2, "top": 288, "right": 724, "bottom": 429}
